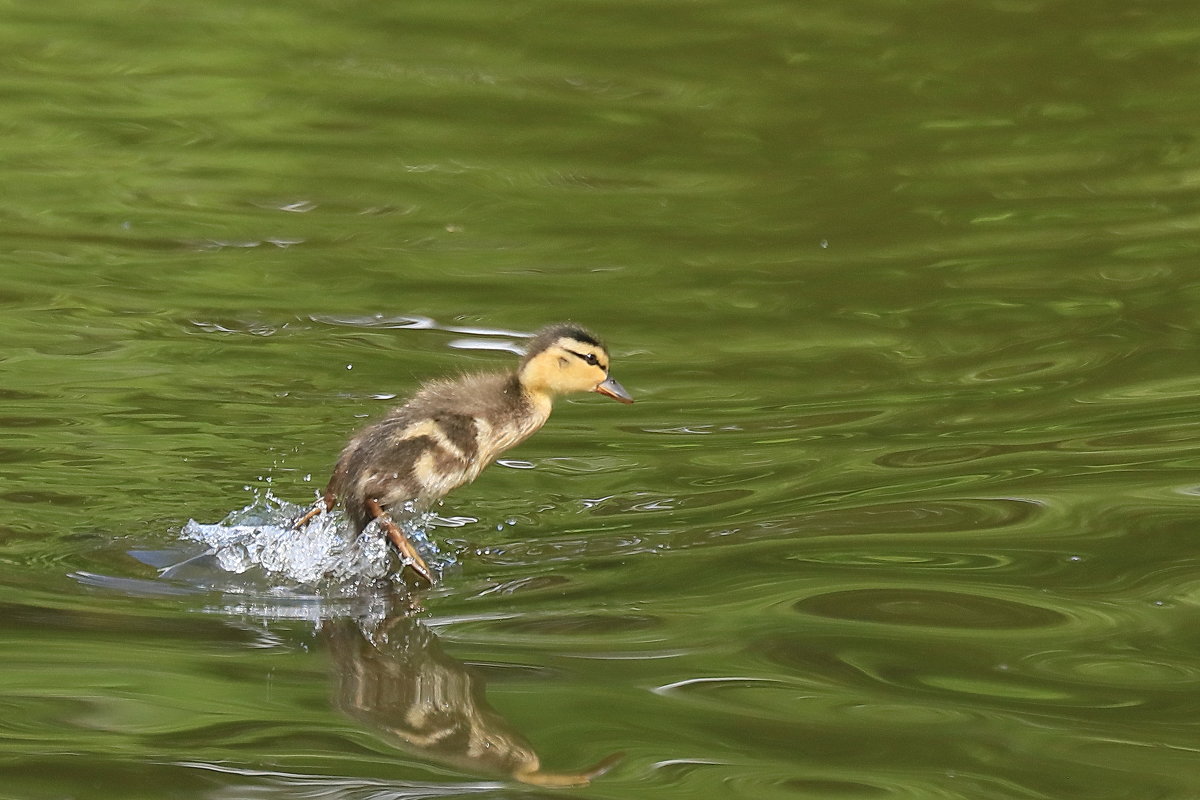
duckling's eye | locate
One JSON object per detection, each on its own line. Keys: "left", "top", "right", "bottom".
{"left": 566, "top": 349, "right": 601, "bottom": 367}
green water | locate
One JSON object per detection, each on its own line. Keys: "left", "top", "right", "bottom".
{"left": 4, "top": 0, "right": 1200, "bottom": 797}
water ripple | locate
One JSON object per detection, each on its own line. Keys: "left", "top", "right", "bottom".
{"left": 788, "top": 497, "right": 1046, "bottom": 538}
{"left": 1019, "top": 650, "right": 1200, "bottom": 690}
{"left": 787, "top": 550, "right": 1015, "bottom": 573}
{"left": 794, "top": 588, "right": 1067, "bottom": 631}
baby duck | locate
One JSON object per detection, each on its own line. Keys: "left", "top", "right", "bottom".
{"left": 295, "top": 323, "right": 633, "bottom": 582}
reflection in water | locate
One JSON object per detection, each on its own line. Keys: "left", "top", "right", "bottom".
{"left": 96, "top": 545, "right": 622, "bottom": 788}
{"left": 325, "top": 610, "right": 622, "bottom": 788}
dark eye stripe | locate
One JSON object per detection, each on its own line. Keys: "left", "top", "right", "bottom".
{"left": 565, "top": 348, "right": 604, "bottom": 368}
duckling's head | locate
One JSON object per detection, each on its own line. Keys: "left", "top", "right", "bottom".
{"left": 518, "top": 323, "right": 634, "bottom": 404}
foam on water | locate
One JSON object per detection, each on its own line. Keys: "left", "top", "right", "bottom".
{"left": 174, "top": 492, "right": 449, "bottom": 589}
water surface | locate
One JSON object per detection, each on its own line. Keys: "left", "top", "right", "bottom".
{"left": 3, "top": 1, "right": 1200, "bottom": 798}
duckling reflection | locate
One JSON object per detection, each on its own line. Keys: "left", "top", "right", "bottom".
{"left": 326, "top": 613, "right": 622, "bottom": 787}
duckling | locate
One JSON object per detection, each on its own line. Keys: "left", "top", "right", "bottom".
{"left": 295, "top": 323, "right": 633, "bottom": 583}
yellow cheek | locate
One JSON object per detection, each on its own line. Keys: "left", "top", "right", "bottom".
{"left": 562, "top": 365, "right": 604, "bottom": 392}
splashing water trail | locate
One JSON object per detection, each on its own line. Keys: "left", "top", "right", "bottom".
{"left": 174, "top": 492, "right": 449, "bottom": 588}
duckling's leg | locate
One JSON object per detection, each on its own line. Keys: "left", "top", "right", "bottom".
{"left": 366, "top": 498, "right": 433, "bottom": 584}
{"left": 292, "top": 492, "right": 336, "bottom": 530}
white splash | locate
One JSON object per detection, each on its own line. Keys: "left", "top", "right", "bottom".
{"left": 174, "top": 492, "right": 447, "bottom": 588}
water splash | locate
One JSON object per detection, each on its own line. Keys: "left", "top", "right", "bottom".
{"left": 172, "top": 492, "right": 450, "bottom": 589}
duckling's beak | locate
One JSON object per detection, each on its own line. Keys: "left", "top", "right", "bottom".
{"left": 595, "top": 376, "right": 634, "bottom": 404}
